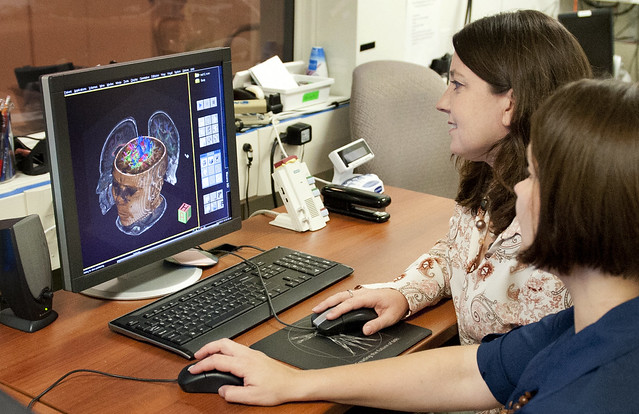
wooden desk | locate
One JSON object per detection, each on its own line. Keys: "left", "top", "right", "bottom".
{"left": 0, "top": 187, "right": 456, "bottom": 413}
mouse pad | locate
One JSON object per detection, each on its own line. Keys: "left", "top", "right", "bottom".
{"left": 250, "top": 315, "right": 432, "bottom": 369}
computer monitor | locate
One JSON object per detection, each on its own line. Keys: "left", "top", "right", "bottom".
{"left": 558, "top": 8, "right": 614, "bottom": 78}
{"left": 41, "top": 48, "right": 241, "bottom": 300}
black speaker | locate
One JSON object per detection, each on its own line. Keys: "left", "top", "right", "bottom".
{"left": 0, "top": 215, "right": 57, "bottom": 332}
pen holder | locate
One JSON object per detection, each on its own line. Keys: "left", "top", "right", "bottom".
{"left": 0, "top": 97, "right": 16, "bottom": 183}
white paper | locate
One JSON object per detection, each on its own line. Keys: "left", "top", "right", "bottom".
{"left": 404, "top": 0, "right": 440, "bottom": 66}
{"left": 248, "top": 56, "right": 299, "bottom": 90}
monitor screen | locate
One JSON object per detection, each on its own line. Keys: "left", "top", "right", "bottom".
{"left": 558, "top": 8, "right": 614, "bottom": 78}
{"left": 41, "top": 48, "right": 241, "bottom": 299}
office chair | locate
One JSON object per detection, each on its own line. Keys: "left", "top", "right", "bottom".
{"left": 349, "top": 60, "right": 458, "bottom": 199}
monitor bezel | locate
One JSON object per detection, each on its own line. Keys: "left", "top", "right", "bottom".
{"left": 558, "top": 8, "right": 614, "bottom": 77}
{"left": 41, "top": 47, "right": 242, "bottom": 293}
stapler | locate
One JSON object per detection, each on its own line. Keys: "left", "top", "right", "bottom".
{"left": 321, "top": 184, "right": 391, "bottom": 223}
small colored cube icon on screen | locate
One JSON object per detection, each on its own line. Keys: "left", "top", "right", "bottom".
{"left": 178, "top": 203, "right": 192, "bottom": 224}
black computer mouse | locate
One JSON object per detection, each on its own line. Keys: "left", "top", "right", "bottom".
{"left": 311, "top": 307, "right": 378, "bottom": 336}
{"left": 177, "top": 363, "right": 243, "bottom": 393}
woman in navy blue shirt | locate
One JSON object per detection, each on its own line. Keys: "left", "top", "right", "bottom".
{"left": 475, "top": 79, "right": 639, "bottom": 412}
{"left": 188, "top": 79, "right": 639, "bottom": 412}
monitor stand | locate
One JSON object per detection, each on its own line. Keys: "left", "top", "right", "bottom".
{"left": 82, "top": 260, "right": 202, "bottom": 301}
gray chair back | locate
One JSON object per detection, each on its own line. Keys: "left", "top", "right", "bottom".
{"left": 350, "top": 60, "right": 458, "bottom": 199}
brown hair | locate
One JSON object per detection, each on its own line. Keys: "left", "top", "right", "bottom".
{"left": 452, "top": 10, "right": 592, "bottom": 233}
{"left": 520, "top": 79, "right": 639, "bottom": 278}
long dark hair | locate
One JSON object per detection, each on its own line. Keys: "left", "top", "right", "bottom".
{"left": 453, "top": 10, "right": 592, "bottom": 234}
{"left": 521, "top": 79, "right": 639, "bottom": 277}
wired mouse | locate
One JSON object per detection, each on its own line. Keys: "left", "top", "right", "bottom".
{"left": 177, "top": 363, "right": 243, "bottom": 393}
{"left": 311, "top": 307, "right": 378, "bottom": 336}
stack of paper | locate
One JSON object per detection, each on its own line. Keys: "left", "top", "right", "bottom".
{"left": 248, "top": 56, "right": 298, "bottom": 90}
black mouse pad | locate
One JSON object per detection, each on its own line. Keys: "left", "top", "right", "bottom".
{"left": 250, "top": 315, "right": 432, "bottom": 369}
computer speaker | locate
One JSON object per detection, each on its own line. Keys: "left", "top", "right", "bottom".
{"left": 0, "top": 215, "right": 58, "bottom": 332}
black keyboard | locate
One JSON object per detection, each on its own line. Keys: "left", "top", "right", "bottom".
{"left": 109, "top": 246, "right": 353, "bottom": 359}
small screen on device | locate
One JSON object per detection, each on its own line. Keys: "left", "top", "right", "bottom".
{"left": 338, "top": 140, "right": 371, "bottom": 167}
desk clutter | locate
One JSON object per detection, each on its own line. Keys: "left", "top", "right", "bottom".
{"left": 233, "top": 56, "right": 334, "bottom": 122}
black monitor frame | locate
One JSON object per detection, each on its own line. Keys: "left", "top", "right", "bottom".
{"left": 558, "top": 8, "right": 614, "bottom": 78}
{"left": 41, "top": 48, "right": 241, "bottom": 295}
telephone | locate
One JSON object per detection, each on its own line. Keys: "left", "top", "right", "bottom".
{"left": 270, "top": 156, "right": 330, "bottom": 232}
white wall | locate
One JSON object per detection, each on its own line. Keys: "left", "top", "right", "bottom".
{"left": 294, "top": 0, "right": 560, "bottom": 96}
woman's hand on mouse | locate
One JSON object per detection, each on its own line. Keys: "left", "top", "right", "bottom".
{"left": 191, "top": 338, "right": 303, "bottom": 406}
{"left": 311, "top": 287, "right": 409, "bottom": 335}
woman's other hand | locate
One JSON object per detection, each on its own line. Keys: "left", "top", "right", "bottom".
{"left": 311, "top": 287, "right": 409, "bottom": 335}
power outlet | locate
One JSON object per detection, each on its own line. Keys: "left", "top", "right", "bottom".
{"left": 236, "top": 133, "right": 259, "bottom": 200}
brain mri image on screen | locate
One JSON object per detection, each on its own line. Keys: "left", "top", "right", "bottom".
{"left": 96, "top": 111, "right": 180, "bottom": 236}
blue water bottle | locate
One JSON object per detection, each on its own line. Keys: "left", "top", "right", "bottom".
{"left": 307, "top": 46, "right": 328, "bottom": 77}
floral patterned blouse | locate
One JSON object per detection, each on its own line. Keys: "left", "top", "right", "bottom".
{"left": 364, "top": 204, "right": 571, "bottom": 345}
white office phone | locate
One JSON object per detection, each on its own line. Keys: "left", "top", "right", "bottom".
{"left": 270, "top": 156, "right": 330, "bottom": 232}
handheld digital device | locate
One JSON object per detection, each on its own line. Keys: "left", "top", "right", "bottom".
{"left": 328, "top": 138, "right": 383, "bottom": 193}
{"left": 41, "top": 47, "right": 241, "bottom": 300}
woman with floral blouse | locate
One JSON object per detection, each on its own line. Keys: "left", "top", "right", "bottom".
{"left": 312, "top": 10, "right": 592, "bottom": 345}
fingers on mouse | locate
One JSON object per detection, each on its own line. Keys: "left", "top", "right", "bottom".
{"left": 177, "top": 363, "right": 243, "bottom": 393}
{"left": 311, "top": 307, "right": 378, "bottom": 336}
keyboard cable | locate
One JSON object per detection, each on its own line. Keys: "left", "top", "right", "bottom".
{"left": 208, "top": 245, "right": 316, "bottom": 333}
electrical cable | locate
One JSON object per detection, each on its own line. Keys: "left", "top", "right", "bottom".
{"left": 270, "top": 138, "right": 279, "bottom": 208}
{"left": 244, "top": 97, "right": 352, "bottom": 207}
{"left": 236, "top": 99, "right": 349, "bottom": 133}
{"left": 244, "top": 162, "right": 251, "bottom": 219}
{"left": 242, "top": 143, "right": 253, "bottom": 219}
{"left": 313, "top": 176, "right": 331, "bottom": 185}
{"left": 274, "top": 99, "right": 349, "bottom": 120}
{"left": 270, "top": 117, "right": 288, "bottom": 158}
{"left": 207, "top": 246, "right": 316, "bottom": 333}
{"left": 249, "top": 209, "right": 279, "bottom": 218}
{"left": 28, "top": 369, "right": 176, "bottom": 409}
{"left": 614, "top": 4, "right": 636, "bottom": 16}
{"left": 29, "top": 244, "right": 315, "bottom": 408}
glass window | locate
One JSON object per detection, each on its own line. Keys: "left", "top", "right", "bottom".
{"left": 1, "top": 0, "right": 293, "bottom": 135}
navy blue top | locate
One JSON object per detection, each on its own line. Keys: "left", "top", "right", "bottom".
{"left": 477, "top": 295, "right": 639, "bottom": 412}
